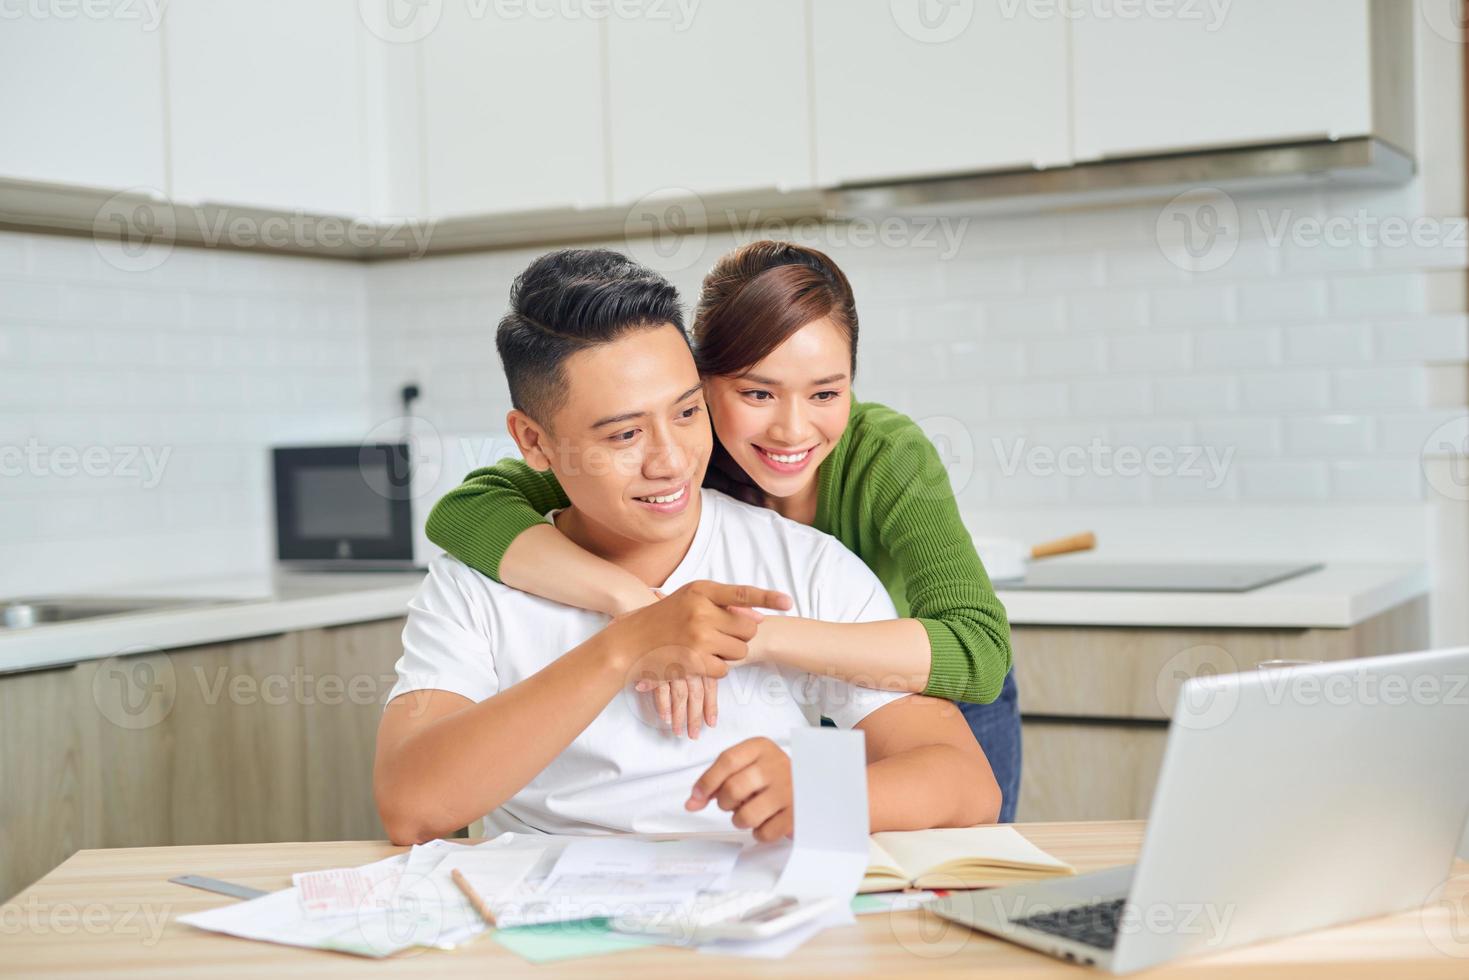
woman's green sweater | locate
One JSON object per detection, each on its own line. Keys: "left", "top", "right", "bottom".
{"left": 424, "top": 400, "right": 1012, "bottom": 703}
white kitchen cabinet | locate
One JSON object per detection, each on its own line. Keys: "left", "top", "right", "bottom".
{"left": 420, "top": 7, "right": 605, "bottom": 217}
{"left": 164, "top": 0, "right": 368, "bottom": 215}
{"left": 0, "top": 13, "right": 166, "bottom": 191}
{"left": 810, "top": 0, "right": 1071, "bottom": 186}
{"left": 606, "top": 0, "right": 812, "bottom": 202}
{"left": 1070, "top": 0, "right": 1379, "bottom": 160}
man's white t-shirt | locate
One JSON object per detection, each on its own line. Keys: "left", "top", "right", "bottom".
{"left": 387, "top": 488, "right": 909, "bottom": 836}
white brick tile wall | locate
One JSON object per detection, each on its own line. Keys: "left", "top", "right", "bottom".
{"left": 1282, "top": 322, "right": 1373, "bottom": 364}
{"left": 1239, "top": 370, "right": 1332, "bottom": 413}
{"left": 1195, "top": 326, "right": 1280, "bottom": 368}
{"left": 7, "top": 182, "right": 1463, "bottom": 592}
{"left": 0, "top": 231, "right": 370, "bottom": 596}
{"left": 1108, "top": 332, "right": 1192, "bottom": 373}
{"left": 1375, "top": 316, "right": 1469, "bottom": 362}
{"left": 1330, "top": 460, "right": 1424, "bottom": 501}
{"left": 1237, "top": 279, "right": 1328, "bottom": 322}
{"left": 1237, "top": 460, "right": 1331, "bottom": 501}
{"left": 1285, "top": 416, "right": 1374, "bottom": 455}
{"left": 1152, "top": 375, "right": 1236, "bottom": 415}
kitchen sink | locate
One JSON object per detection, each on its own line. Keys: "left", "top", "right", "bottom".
{"left": 0, "top": 596, "right": 223, "bottom": 630}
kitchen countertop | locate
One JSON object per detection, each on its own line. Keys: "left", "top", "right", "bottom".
{"left": 0, "top": 562, "right": 1430, "bottom": 676}
{"left": 995, "top": 562, "right": 1429, "bottom": 630}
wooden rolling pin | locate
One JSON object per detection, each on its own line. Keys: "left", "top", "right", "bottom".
{"left": 1029, "top": 531, "right": 1097, "bottom": 560}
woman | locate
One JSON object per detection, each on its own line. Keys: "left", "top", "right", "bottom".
{"left": 425, "top": 240, "right": 1021, "bottom": 821}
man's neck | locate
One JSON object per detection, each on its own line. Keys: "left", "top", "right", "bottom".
{"left": 553, "top": 493, "right": 703, "bottom": 588}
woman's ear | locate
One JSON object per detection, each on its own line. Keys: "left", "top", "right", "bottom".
{"left": 506, "top": 409, "right": 553, "bottom": 472}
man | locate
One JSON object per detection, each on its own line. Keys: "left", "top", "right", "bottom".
{"left": 374, "top": 249, "right": 999, "bottom": 844}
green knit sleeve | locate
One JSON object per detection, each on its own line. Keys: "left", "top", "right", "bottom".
{"left": 862, "top": 418, "right": 1013, "bottom": 704}
{"left": 423, "top": 459, "right": 571, "bottom": 583}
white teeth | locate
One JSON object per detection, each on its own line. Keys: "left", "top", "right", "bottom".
{"left": 760, "top": 448, "right": 810, "bottom": 464}
{"left": 637, "top": 485, "right": 686, "bottom": 504}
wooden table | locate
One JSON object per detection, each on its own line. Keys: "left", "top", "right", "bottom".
{"left": 4, "top": 821, "right": 1466, "bottom": 978}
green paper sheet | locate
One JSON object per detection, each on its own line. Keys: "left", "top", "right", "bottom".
{"left": 492, "top": 917, "right": 663, "bottom": 963}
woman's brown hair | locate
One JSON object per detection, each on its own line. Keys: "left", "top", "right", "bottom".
{"left": 692, "top": 240, "right": 859, "bottom": 503}
{"left": 692, "top": 240, "right": 858, "bottom": 378}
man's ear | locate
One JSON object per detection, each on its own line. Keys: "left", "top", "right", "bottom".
{"left": 506, "top": 409, "right": 554, "bottom": 472}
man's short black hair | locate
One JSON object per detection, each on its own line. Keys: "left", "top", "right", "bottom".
{"left": 497, "top": 248, "right": 688, "bottom": 425}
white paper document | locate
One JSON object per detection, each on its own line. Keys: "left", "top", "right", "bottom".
{"left": 503, "top": 837, "right": 743, "bottom": 927}
{"left": 701, "top": 727, "right": 869, "bottom": 958}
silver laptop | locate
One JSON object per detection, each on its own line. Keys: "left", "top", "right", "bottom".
{"left": 933, "top": 646, "right": 1469, "bottom": 974}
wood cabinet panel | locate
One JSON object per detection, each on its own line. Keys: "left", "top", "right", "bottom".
{"left": 1019, "top": 721, "right": 1168, "bottom": 823}
{"left": 0, "top": 617, "right": 407, "bottom": 903}
{"left": 1013, "top": 598, "right": 1429, "bottom": 721}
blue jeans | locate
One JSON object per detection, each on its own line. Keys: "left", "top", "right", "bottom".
{"left": 958, "top": 669, "right": 1022, "bottom": 823}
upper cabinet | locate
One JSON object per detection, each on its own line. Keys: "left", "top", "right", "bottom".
{"left": 420, "top": 7, "right": 606, "bottom": 217}
{"left": 0, "top": 0, "right": 1419, "bottom": 240}
{"left": 810, "top": 0, "right": 1071, "bottom": 186}
{"left": 606, "top": 0, "right": 812, "bottom": 203}
{"left": 0, "top": 13, "right": 166, "bottom": 192}
{"left": 165, "top": 0, "right": 369, "bottom": 215}
{"left": 1070, "top": 0, "right": 1380, "bottom": 160}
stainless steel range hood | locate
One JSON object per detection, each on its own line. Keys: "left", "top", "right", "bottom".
{"left": 828, "top": 137, "right": 1414, "bottom": 219}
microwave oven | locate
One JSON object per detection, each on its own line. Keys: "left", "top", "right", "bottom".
{"left": 272, "top": 436, "right": 500, "bottom": 569}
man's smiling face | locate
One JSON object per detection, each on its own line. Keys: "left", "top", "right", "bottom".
{"left": 521, "top": 323, "right": 712, "bottom": 547}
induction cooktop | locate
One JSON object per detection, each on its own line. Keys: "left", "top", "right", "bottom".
{"left": 996, "top": 561, "right": 1324, "bottom": 593}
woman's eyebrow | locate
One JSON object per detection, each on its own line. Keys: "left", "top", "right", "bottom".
{"left": 739, "top": 372, "right": 848, "bottom": 386}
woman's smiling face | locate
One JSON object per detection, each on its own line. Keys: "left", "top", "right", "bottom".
{"left": 704, "top": 316, "right": 853, "bottom": 504}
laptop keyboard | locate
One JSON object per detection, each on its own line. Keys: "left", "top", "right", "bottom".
{"left": 1013, "top": 897, "right": 1126, "bottom": 950}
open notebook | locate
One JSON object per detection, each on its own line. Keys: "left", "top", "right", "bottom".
{"left": 861, "top": 826, "right": 1075, "bottom": 893}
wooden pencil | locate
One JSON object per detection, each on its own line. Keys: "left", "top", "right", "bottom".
{"left": 451, "top": 868, "right": 499, "bottom": 929}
